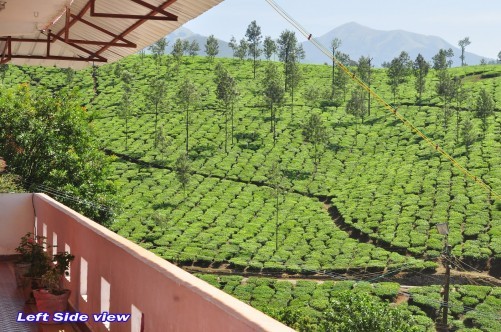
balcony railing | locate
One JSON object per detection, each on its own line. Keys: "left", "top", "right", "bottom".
{"left": 0, "top": 193, "right": 293, "bottom": 332}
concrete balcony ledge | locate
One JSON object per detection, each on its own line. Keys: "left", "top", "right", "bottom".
{"left": 0, "top": 193, "right": 294, "bottom": 332}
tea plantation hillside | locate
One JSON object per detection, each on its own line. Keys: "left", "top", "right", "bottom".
{"left": 90, "top": 56, "right": 499, "bottom": 275}
{"left": 1, "top": 55, "right": 500, "bottom": 331}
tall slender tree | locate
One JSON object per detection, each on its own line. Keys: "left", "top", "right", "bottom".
{"left": 236, "top": 38, "right": 248, "bottom": 63}
{"left": 268, "top": 161, "right": 285, "bottom": 251}
{"left": 330, "top": 38, "right": 342, "bottom": 99}
{"left": 228, "top": 36, "right": 238, "bottom": 58}
{"left": 205, "top": 35, "right": 219, "bottom": 63}
{"left": 171, "top": 39, "right": 184, "bottom": 64}
{"left": 245, "top": 20, "right": 263, "bottom": 79}
{"left": 0, "top": 63, "right": 9, "bottom": 84}
{"left": 277, "top": 30, "right": 304, "bottom": 91}
{"left": 177, "top": 79, "right": 199, "bottom": 153}
{"left": 346, "top": 87, "right": 368, "bottom": 147}
{"left": 461, "top": 117, "right": 476, "bottom": 152}
{"left": 188, "top": 40, "right": 200, "bottom": 57}
{"left": 458, "top": 37, "right": 471, "bottom": 66}
{"left": 215, "top": 65, "right": 239, "bottom": 153}
{"left": 146, "top": 77, "right": 166, "bottom": 147}
{"left": 384, "top": 51, "right": 412, "bottom": 103}
{"left": 475, "top": 88, "right": 495, "bottom": 135}
{"left": 149, "top": 38, "right": 168, "bottom": 67}
{"left": 333, "top": 51, "right": 351, "bottom": 101}
{"left": 435, "top": 70, "right": 456, "bottom": 129}
{"left": 302, "top": 113, "right": 328, "bottom": 174}
{"left": 175, "top": 152, "right": 191, "bottom": 196}
{"left": 263, "top": 36, "right": 277, "bottom": 61}
{"left": 120, "top": 70, "right": 134, "bottom": 151}
{"left": 262, "top": 63, "right": 285, "bottom": 145}
{"left": 413, "top": 54, "right": 430, "bottom": 104}
{"left": 357, "top": 56, "right": 371, "bottom": 115}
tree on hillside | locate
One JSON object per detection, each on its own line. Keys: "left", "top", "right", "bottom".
{"left": 268, "top": 161, "right": 286, "bottom": 251}
{"left": 330, "top": 38, "right": 342, "bottom": 99}
{"left": 205, "top": 35, "right": 219, "bottom": 63}
{"left": 458, "top": 37, "right": 471, "bottom": 66}
{"left": 245, "top": 20, "right": 263, "bottom": 79}
{"left": 236, "top": 38, "right": 248, "bottom": 62}
{"left": 149, "top": 37, "right": 168, "bottom": 67}
{"left": 64, "top": 67, "right": 75, "bottom": 88}
{"left": 214, "top": 65, "right": 240, "bottom": 153}
{"left": 263, "top": 36, "right": 277, "bottom": 61}
{"left": 333, "top": 51, "right": 351, "bottom": 101}
{"left": 498, "top": 51, "right": 501, "bottom": 63}
{"left": 175, "top": 152, "right": 191, "bottom": 196}
{"left": 384, "top": 51, "right": 412, "bottom": 103}
{"left": 357, "top": 56, "right": 372, "bottom": 114}
{"left": 303, "top": 84, "right": 320, "bottom": 110}
{"left": 182, "top": 40, "right": 190, "bottom": 56}
{"left": 412, "top": 54, "right": 430, "bottom": 105}
{"left": 475, "top": 88, "right": 495, "bottom": 135}
{"left": 357, "top": 56, "right": 371, "bottom": 83}
{"left": 228, "top": 36, "right": 238, "bottom": 58}
{"left": 461, "top": 116, "right": 476, "bottom": 151}
{"left": 453, "top": 77, "right": 469, "bottom": 142}
{"left": 120, "top": 70, "right": 134, "bottom": 151}
{"left": 286, "top": 59, "right": 302, "bottom": 116}
{"left": 262, "top": 63, "right": 285, "bottom": 145}
{"left": 277, "top": 30, "right": 304, "bottom": 92}
{"left": 346, "top": 87, "right": 368, "bottom": 147}
{"left": 0, "top": 64, "right": 9, "bottom": 84}
{"left": 435, "top": 70, "right": 456, "bottom": 129}
{"left": 0, "top": 85, "right": 118, "bottom": 224}
{"left": 155, "top": 125, "right": 171, "bottom": 157}
{"left": 433, "top": 48, "right": 454, "bottom": 71}
{"left": 177, "top": 79, "right": 200, "bottom": 153}
{"left": 171, "top": 38, "right": 184, "bottom": 64}
{"left": 302, "top": 113, "right": 328, "bottom": 174}
{"left": 146, "top": 77, "right": 166, "bottom": 147}
{"left": 188, "top": 40, "right": 200, "bottom": 57}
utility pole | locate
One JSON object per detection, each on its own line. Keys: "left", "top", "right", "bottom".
{"left": 436, "top": 222, "right": 450, "bottom": 332}
{"left": 441, "top": 244, "right": 452, "bottom": 332}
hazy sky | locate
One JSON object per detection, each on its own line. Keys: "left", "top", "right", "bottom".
{"left": 184, "top": 0, "right": 501, "bottom": 59}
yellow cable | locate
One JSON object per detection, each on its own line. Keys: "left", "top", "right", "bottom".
{"left": 265, "top": 0, "right": 501, "bottom": 202}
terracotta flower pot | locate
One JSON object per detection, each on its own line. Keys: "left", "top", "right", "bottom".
{"left": 33, "top": 289, "right": 71, "bottom": 323}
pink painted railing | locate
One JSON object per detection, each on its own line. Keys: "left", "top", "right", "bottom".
{"left": 0, "top": 193, "right": 293, "bottom": 332}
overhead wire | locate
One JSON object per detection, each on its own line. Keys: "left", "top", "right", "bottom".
{"left": 264, "top": 0, "right": 501, "bottom": 202}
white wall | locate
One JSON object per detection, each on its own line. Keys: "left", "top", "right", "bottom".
{"left": 0, "top": 193, "right": 35, "bottom": 255}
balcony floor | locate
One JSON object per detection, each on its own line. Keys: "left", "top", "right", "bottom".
{"left": 0, "top": 260, "right": 81, "bottom": 332}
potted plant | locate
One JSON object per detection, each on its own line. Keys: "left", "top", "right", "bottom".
{"left": 14, "top": 232, "right": 50, "bottom": 291}
{"left": 33, "top": 251, "right": 75, "bottom": 319}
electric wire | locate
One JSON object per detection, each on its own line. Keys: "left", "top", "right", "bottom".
{"left": 264, "top": 0, "right": 501, "bottom": 202}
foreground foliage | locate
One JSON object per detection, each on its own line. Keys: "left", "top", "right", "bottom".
{"left": 0, "top": 84, "right": 118, "bottom": 224}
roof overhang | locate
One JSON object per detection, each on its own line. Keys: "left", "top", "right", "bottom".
{"left": 0, "top": 0, "right": 223, "bottom": 69}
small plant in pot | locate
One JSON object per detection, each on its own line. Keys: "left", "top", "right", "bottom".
{"left": 33, "top": 251, "right": 75, "bottom": 321}
{"left": 14, "top": 232, "right": 51, "bottom": 294}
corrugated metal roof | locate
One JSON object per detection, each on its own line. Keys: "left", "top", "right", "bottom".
{"left": 0, "top": 0, "right": 224, "bottom": 69}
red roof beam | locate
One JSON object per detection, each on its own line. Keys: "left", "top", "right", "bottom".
{"left": 90, "top": 0, "right": 178, "bottom": 21}
{"left": 93, "top": 0, "right": 178, "bottom": 57}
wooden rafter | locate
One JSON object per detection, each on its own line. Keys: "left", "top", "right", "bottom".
{"left": 0, "top": 0, "right": 179, "bottom": 65}
{"left": 90, "top": 0, "right": 178, "bottom": 21}
{"left": 93, "top": 0, "right": 178, "bottom": 57}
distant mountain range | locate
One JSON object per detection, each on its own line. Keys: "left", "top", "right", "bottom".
{"left": 157, "top": 22, "right": 491, "bottom": 67}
